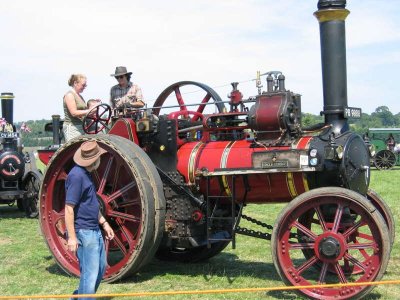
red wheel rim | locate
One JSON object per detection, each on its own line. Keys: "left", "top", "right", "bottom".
{"left": 366, "top": 188, "right": 395, "bottom": 247}
{"left": 273, "top": 189, "right": 389, "bottom": 299}
{"left": 39, "top": 138, "right": 147, "bottom": 280}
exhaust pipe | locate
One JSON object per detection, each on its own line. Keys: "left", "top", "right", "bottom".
{"left": 314, "top": 0, "right": 350, "bottom": 134}
{"left": 1, "top": 92, "right": 14, "bottom": 126}
{"left": 51, "top": 114, "right": 61, "bottom": 145}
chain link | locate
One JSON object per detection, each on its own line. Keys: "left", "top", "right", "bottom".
{"left": 236, "top": 214, "right": 297, "bottom": 240}
{"left": 241, "top": 214, "right": 274, "bottom": 230}
{"left": 234, "top": 214, "right": 274, "bottom": 240}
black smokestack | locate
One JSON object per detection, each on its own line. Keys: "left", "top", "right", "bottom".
{"left": 314, "top": 0, "right": 350, "bottom": 134}
{"left": 1, "top": 92, "right": 14, "bottom": 125}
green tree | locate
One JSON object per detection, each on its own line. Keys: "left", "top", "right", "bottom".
{"left": 371, "top": 106, "right": 396, "bottom": 127}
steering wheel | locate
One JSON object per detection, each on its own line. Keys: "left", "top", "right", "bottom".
{"left": 83, "top": 103, "right": 112, "bottom": 134}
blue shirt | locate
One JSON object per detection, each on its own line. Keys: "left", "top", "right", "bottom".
{"left": 65, "top": 165, "right": 99, "bottom": 230}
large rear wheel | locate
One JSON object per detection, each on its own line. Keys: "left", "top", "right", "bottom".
{"left": 39, "top": 135, "right": 165, "bottom": 282}
{"left": 271, "top": 187, "right": 390, "bottom": 300}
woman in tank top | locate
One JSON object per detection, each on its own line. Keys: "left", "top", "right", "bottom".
{"left": 63, "top": 74, "right": 91, "bottom": 142}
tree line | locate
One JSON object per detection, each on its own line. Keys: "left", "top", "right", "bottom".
{"left": 16, "top": 105, "right": 399, "bottom": 147}
{"left": 302, "top": 105, "right": 399, "bottom": 134}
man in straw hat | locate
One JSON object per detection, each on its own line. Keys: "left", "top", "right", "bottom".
{"left": 65, "top": 140, "right": 114, "bottom": 299}
{"left": 110, "top": 66, "right": 145, "bottom": 109}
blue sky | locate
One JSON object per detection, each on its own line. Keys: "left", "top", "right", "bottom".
{"left": 1, "top": 0, "right": 399, "bottom": 122}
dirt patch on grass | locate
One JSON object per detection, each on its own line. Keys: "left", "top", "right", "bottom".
{"left": 0, "top": 237, "right": 12, "bottom": 246}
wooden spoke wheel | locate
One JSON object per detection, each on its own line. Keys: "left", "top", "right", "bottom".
{"left": 156, "top": 241, "right": 230, "bottom": 263}
{"left": 152, "top": 81, "right": 225, "bottom": 122}
{"left": 83, "top": 103, "right": 112, "bottom": 134}
{"left": 271, "top": 187, "right": 390, "bottom": 300}
{"left": 39, "top": 135, "right": 165, "bottom": 282}
{"left": 374, "top": 149, "right": 396, "bottom": 170}
{"left": 366, "top": 188, "right": 395, "bottom": 248}
{"left": 22, "top": 172, "right": 42, "bottom": 218}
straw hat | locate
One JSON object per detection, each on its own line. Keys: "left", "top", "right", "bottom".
{"left": 73, "top": 141, "right": 106, "bottom": 167}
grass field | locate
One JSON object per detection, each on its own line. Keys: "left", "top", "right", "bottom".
{"left": 0, "top": 168, "right": 399, "bottom": 300}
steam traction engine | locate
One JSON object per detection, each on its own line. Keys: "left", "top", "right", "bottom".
{"left": 38, "top": 1, "right": 393, "bottom": 299}
{"left": 0, "top": 93, "right": 41, "bottom": 217}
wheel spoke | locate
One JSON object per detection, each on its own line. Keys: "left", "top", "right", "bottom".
{"left": 111, "top": 233, "right": 128, "bottom": 255}
{"left": 315, "top": 206, "right": 328, "bottom": 231}
{"left": 289, "top": 242, "right": 314, "bottom": 250}
{"left": 111, "top": 164, "right": 122, "bottom": 194}
{"left": 343, "top": 252, "right": 367, "bottom": 272}
{"left": 197, "top": 93, "right": 212, "bottom": 114}
{"left": 98, "top": 157, "right": 114, "bottom": 194}
{"left": 174, "top": 87, "right": 188, "bottom": 112}
{"left": 343, "top": 220, "right": 364, "bottom": 239}
{"left": 108, "top": 210, "right": 141, "bottom": 223}
{"left": 347, "top": 242, "right": 376, "bottom": 250}
{"left": 293, "top": 221, "right": 318, "bottom": 240}
{"left": 297, "top": 255, "right": 319, "bottom": 275}
{"left": 331, "top": 203, "right": 344, "bottom": 233}
{"left": 117, "top": 199, "right": 141, "bottom": 209}
{"left": 107, "top": 182, "right": 136, "bottom": 203}
{"left": 318, "top": 262, "right": 329, "bottom": 284}
{"left": 334, "top": 262, "right": 348, "bottom": 283}
{"left": 116, "top": 220, "right": 136, "bottom": 249}
{"left": 357, "top": 232, "right": 374, "bottom": 241}
{"left": 98, "top": 109, "right": 109, "bottom": 119}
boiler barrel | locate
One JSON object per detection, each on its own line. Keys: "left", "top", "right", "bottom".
{"left": 176, "top": 138, "right": 313, "bottom": 203}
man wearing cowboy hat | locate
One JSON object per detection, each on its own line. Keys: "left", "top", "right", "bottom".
{"left": 65, "top": 140, "right": 114, "bottom": 299}
{"left": 110, "top": 66, "right": 145, "bottom": 109}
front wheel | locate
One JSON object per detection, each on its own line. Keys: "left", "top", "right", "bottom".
{"left": 271, "top": 187, "right": 390, "bottom": 300}
{"left": 22, "top": 172, "right": 42, "bottom": 218}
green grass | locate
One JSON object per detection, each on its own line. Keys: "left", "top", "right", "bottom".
{"left": 0, "top": 168, "right": 399, "bottom": 299}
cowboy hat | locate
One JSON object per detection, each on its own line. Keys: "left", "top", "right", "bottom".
{"left": 73, "top": 140, "right": 107, "bottom": 167}
{"left": 110, "top": 66, "right": 132, "bottom": 77}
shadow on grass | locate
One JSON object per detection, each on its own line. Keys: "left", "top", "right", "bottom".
{"left": 0, "top": 204, "right": 26, "bottom": 219}
{"left": 46, "top": 251, "right": 279, "bottom": 283}
{"left": 46, "top": 262, "right": 73, "bottom": 278}
{"left": 44, "top": 252, "right": 389, "bottom": 300}
{"left": 115, "top": 252, "right": 280, "bottom": 284}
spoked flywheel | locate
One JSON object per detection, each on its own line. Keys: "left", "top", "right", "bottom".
{"left": 39, "top": 135, "right": 165, "bottom": 282}
{"left": 152, "top": 81, "right": 225, "bottom": 121}
{"left": 271, "top": 187, "right": 391, "bottom": 300}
